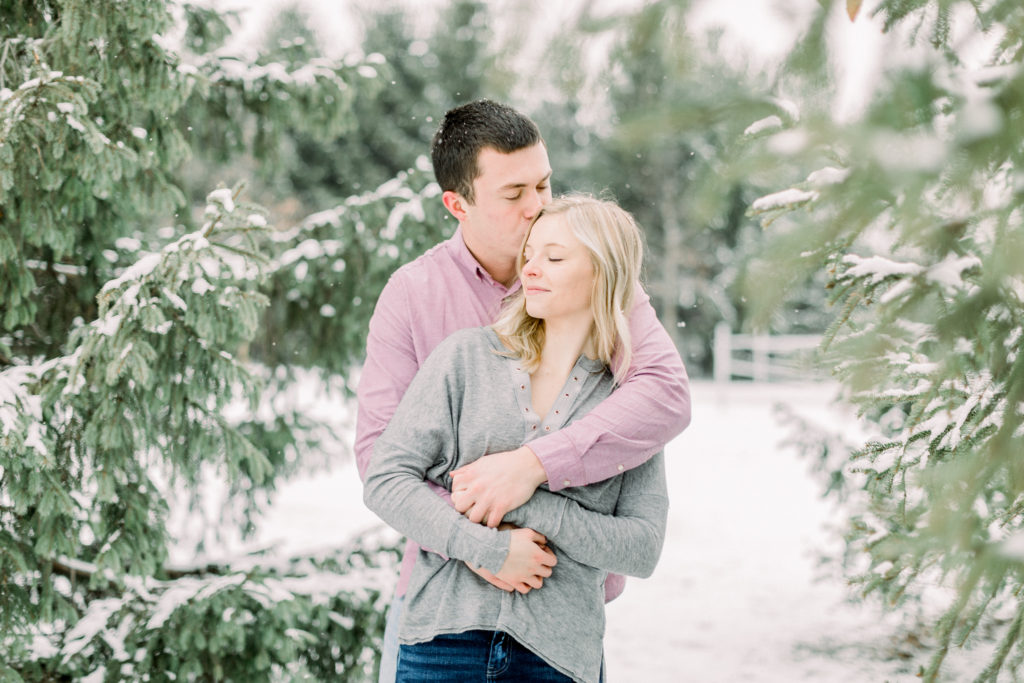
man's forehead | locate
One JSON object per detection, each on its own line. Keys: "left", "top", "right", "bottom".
{"left": 475, "top": 145, "right": 551, "bottom": 184}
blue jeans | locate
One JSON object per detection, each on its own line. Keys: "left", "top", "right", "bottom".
{"left": 396, "top": 630, "right": 574, "bottom": 682}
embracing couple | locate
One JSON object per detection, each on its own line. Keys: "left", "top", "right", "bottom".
{"left": 357, "top": 100, "right": 691, "bottom": 682}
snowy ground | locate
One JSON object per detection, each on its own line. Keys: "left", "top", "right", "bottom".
{"left": 237, "top": 379, "right": 974, "bottom": 681}
{"left": 602, "top": 380, "right": 912, "bottom": 682}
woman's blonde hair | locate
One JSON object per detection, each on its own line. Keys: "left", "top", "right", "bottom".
{"left": 492, "top": 194, "right": 644, "bottom": 384}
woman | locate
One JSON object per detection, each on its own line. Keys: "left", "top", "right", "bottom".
{"left": 363, "top": 195, "right": 668, "bottom": 682}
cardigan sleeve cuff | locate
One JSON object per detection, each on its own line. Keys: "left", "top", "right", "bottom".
{"left": 502, "top": 490, "right": 568, "bottom": 540}
{"left": 446, "top": 520, "right": 510, "bottom": 575}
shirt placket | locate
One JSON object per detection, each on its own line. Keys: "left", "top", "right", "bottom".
{"left": 507, "top": 357, "right": 590, "bottom": 445}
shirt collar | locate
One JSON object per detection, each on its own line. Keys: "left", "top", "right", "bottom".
{"left": 448, "top": 227, "right": 521, "bottom": 293}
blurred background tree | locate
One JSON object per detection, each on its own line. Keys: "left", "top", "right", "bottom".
{"left": 528, "top": 0, "right": 830, "bottom": 375}
{"left": 241, "top": 0, "right": 511, "bottom": 379}
{"left": 744, "top": 0, "right": 1024, "bottom": 678}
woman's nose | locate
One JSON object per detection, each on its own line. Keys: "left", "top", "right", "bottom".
{"left": 522, "top": 257, "right": 540, "bottom": 278}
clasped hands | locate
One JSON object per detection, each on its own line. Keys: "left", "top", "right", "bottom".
{"left": 450, "top": 446, "right": 553, "bottom": 594}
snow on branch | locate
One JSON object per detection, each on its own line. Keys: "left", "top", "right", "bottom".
{"left": 925, "top": 253, "right": 982, "bottom": 292}
{"left": 807, "top": 166, "right": 850, "bottom": 187}
{"left": 273, "top": 168, "right": 440, "bottom": 271}
{"left": 0, "top": 364, "right": 48, "bottom": 456}
{"left": 743, "top": 115, "right": 783, "bottom": 137}
{"left": 750, "top": 187, "right": 819, "bottom": 213}
{"left": 840, "top": 252, "right": 981, "bottom": 295}
{"left": 38, "top": 534, "right": 400, "bottom": 673}
{"left": 840, "top": 254, "right": 924, "bottom": 284}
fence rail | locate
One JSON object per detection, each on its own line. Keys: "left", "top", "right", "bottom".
{"left": 713, "top": 322, "right": 823, "bottom": 383}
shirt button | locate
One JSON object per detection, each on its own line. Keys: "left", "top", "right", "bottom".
{"left": 544, "top": 426, "right": 550, "bottom": 431}
{"left": 563, "top": 480, "right": 571, "bottom": 487}
{"left": 618, "top": 464, "right": 625, "bottom": 471}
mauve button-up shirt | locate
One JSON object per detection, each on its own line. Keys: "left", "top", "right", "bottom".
{"left": 355, "top": 227, "right": 691, "bottom": 599}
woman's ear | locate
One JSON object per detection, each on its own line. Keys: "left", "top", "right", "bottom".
{"left": 442, "top": 191, "right": 469, "bottom": 221}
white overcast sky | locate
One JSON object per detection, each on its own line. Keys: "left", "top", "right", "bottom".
{"left": 207, "top": 0, "right": 890, "bottom": 121}
{"left": 216, "top": 0, "right": 817, "bottom": 59}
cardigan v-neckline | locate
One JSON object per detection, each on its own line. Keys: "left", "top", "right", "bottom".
{"left": 505, "top": 351, "right": 606, "bottom": 441}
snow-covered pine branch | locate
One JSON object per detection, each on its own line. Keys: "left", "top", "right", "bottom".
{"left": 16, "top": 531, "right": 399, "bottom": 681}
{"left": 741, "top": 2, "right": 1024, "bottom": 678}
{"left": 258, "top": 163, "right": 450, "bottom": 376}
{"left": 0, "top": 187, "right": 273, "bottom": 648}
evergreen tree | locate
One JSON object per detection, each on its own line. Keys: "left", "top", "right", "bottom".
{"left": 242, "top": 0, "right": 511, "bottom": 378}
{"left": 0, "top": 2, "right": 423, "bottom": 679}
{"left": 745, "top": 0, "right": 1024, "bottom": 678}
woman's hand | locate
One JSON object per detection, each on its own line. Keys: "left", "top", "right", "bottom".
{"left": 494, "top": 528, "right": 557, "bottom": 594}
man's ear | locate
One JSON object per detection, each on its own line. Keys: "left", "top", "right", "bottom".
{"left": 442, "top": 190, "right": 470, "bottom": 221}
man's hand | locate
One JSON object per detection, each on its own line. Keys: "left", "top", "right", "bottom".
{"left": 493, "top": 528, "right": 556, "bottom": 594}
{"left": 450, "top": 446, "right": 547, "bottom": 528}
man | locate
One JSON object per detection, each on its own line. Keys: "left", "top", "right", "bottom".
{"left": 355, "top": 99, "right": 691, "bottom": 682}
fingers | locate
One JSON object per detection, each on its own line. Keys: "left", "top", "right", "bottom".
{"left": 495, "top": 529, "right": 556, "bottom": 593}
{"left": 465, "top": 496, "right": 494, "bottom": 525}
{"left": 535, "top": 552, "right": 555, "bottom": 573}
{"left": 466, "top": 562, "right": 515, "bottom": 592}
{"left": 514, "top": 575, "right": 544, "bottom": 593}
{"left": 468, "top": 500, "right": 500, "bottom": 527}
{"left": 451, "top": 488, "right": 471, "bottom": 514}
{"left": 451, "top": 479, "right": 493, "bottom": 525}
{"left": 466, "top": 504, "right": 486, "bottom": 525}
{"left": 487, "top": 575, "right": 515, "bottom": 592}
{"left": 485, "top": 502, "right": 509, "bottom": 528}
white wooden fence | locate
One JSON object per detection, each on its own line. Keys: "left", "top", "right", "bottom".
{"left": 712, "top": 322, "right": 823, "bottom": 383}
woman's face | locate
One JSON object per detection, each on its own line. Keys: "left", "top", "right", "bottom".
{"left": 520, "top": 214, "right": 596, "bottom": 326}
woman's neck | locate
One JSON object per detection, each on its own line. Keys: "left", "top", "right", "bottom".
{"left": 530, "top": 318, "right": 594, "bottom": 420}
{"left": 536, "top": 317, "right": 594, "bottom": 375}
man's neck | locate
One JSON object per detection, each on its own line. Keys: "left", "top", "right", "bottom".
{"left": 461, "top": 233, "right": 517, "bottom": 287}
{"left": 480, "top": 257, "right": 517, "bottom": 288}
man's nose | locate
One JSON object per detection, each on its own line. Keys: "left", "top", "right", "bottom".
{"left": 523, "top": 189, "right": 545, "bottom": 219}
